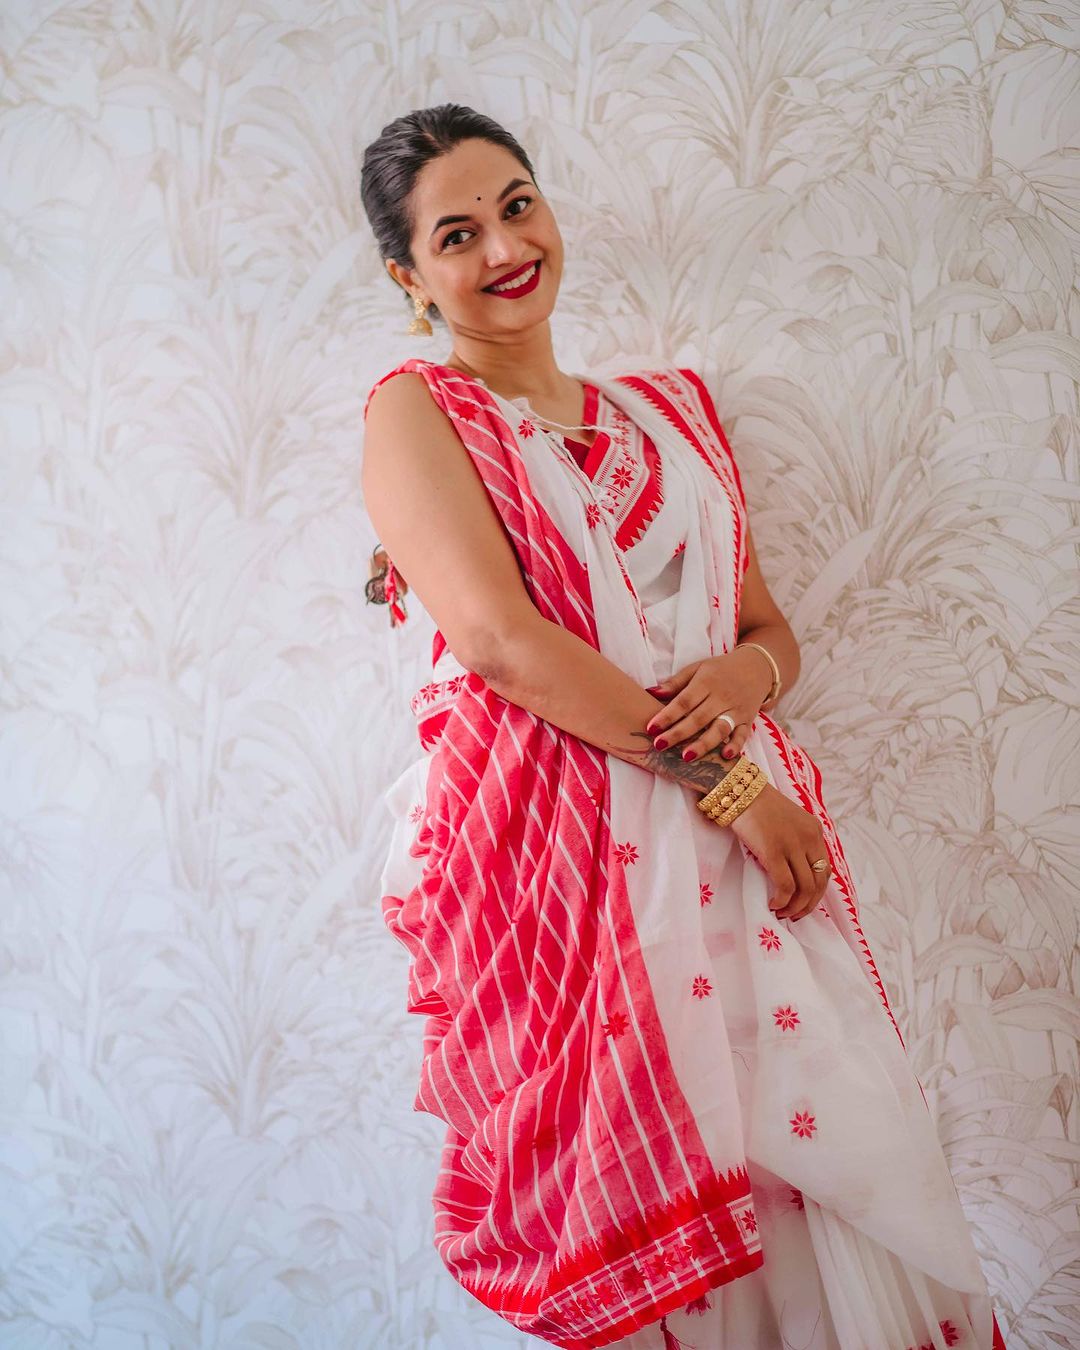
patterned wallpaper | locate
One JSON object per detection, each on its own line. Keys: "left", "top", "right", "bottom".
{"left": 2, "top": 2, "right": 1078, "bottom": 1347}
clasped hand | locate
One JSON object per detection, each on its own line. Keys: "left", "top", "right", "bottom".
{"left": 644, "top": 647, "right": 770, "bottom": 763}
{"left": 645, "top": 648, "right": 831, "bottom": 923}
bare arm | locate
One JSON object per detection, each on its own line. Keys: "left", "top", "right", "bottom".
{"left": 480, "top": 520, "right": 802, "bottom": 791}
{"left": 736, "top": 520, "right": 801, "bottom": 708}
{"left": 363, "top": 372, "right": 834, "bottom": 919}
{"left": 362, "top": 371, "right": 741, "bottom": 795}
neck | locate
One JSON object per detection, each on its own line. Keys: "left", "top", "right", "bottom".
{"left": 441, "top": 323, "right": 574, "bottom": 402}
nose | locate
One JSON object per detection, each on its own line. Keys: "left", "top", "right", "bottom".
{"left": 484, "top": 221, "right": 529, "bottom": 267}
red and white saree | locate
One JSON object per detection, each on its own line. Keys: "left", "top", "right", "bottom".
{"left": 365, "top": 359, "right": 1005, "bottom": 1350}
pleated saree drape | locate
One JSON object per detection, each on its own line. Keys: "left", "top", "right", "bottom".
{"left": 365, "top": 360, "right": 1003, "bottom": 1350}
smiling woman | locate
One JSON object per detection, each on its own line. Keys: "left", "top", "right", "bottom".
{"left": 357, "top": 104, "right": 1008, "bottom": 1350}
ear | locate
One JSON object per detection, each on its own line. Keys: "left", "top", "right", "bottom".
{"left": 385, "top": 257, "right": 416, "bottom": 296}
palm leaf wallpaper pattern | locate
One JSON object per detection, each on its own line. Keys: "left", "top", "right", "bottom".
{"left": 1, "top": 1, "right": 1078, "bottom": 1347}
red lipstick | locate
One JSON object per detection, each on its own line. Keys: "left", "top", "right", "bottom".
{"left": 483, "top": 259, "right": 542, "bottom": 299}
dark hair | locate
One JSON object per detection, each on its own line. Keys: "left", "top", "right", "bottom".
{"left": 359, "top": 103, "right": 539, "bottom": 325}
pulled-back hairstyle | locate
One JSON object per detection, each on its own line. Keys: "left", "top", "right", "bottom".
{"left": 359, "top": 103, "right": 539, "bottom": 325}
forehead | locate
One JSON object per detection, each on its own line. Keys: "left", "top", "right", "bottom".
{"left": 411, "top": 139, "right": 527, "bottom": 217}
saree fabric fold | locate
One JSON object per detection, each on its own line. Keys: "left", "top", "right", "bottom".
{"left": 365, "top": 360, "right": 1002, "bottom": 1349}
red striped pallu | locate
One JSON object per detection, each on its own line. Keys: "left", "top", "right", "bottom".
{"left": 366, "top": 361, "right": 999, "bottom": 1349}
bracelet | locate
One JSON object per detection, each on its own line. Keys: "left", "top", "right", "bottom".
{"left": 736, "top": 641, "right": 782, "bottom": 710}
{"left": 711, "top": 770, "right": 767, "bottom": 825}
{"left": 697, "top": 755, "right": 756, "bottom": 815}
{"left": 696, "top": 756, "right": 767, "bottom": 827}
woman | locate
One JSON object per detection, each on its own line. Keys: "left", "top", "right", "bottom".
{"left": 359, "top": 104, "right": 1006, "bottom": 1350}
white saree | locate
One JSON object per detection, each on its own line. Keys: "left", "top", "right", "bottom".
{"left": 370, "top": 359, "right": 1003, "bottom": 1350}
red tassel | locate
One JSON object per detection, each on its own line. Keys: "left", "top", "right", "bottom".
{"left": 384, "top": 559, "right": 408, "bottom": 627}
{"left": 660, "top": 1315, "right": 692, "bottom": 1350}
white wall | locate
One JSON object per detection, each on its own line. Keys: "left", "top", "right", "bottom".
{"left": 1, "top": 2, "right": 1077, "bottom": 1347}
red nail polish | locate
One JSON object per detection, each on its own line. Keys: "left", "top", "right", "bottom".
{"left": 682, "top": 750, "right": 696, "bottom": 762}
{"left": 653, "top": 737, "right": 667, "bottom": 750}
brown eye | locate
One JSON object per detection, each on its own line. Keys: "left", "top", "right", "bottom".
{"left": 441, "top": 197, "right": 533, "bottom": 250}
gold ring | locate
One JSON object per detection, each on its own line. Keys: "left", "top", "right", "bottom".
{"left": 810, "top": 858, "right": 830, "bottom": 873}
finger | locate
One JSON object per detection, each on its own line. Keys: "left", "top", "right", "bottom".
{"left": 807, "top": 852, "right": 831, "bottom": 909}
{"left": 767, "top": 857, "right": 797, "bottom": 915}
{"left": 666, "top": 707, "right": 736, "bottom": 760}
{"left": 777, "top": 851, "right": 816, "bottom": 920}
{"left": 720, "top": 722, "right": 750, "bottom": 761}
{"left": 647, "top": 688, "right": 711, "bottom": 743}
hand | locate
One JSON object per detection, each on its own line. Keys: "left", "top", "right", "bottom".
{"left": 645, "top": 649, "right": 772, "bottom": 764}
{"left": 726, "top": 782, "right": 831, "bottom": 921}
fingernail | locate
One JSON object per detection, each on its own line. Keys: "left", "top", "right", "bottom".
{"left": 682, "top": 749, "right": 696, "bottom": 762}
{"left": 724, "top": 747, "right": 735, "bottom": 758}
{"left": 653, "top": 737, "right": 667, "bottom": 750}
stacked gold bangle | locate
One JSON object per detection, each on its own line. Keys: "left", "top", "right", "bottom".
{"left": 695, "top": 755, "right": 768, "bottom": 827}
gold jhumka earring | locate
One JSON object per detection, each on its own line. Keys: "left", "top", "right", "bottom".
{"left": 407, "top": 293, "right": 433, "bottom": 336}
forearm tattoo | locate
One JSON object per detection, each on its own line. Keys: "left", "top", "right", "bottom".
{"left": 625, "top": 729, "right": 739, "bottom": 793}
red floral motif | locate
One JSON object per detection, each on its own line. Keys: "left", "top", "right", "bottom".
{"left": 790, "top": 1110, "right": 817, "bottom": 1139}
{"left": 602, "top": 1010, "right": 629, "bottom": 1037}
{"left": 684, "top": 1294, "right": 712, "bottom": 1314}
{"left": 611, "top": 462, "right": 634, "bottom": 491}
{"left": 408, "top": 803, "right": 423, "bottom": 824}
{"left": 417, "top": 681, "right": 440, "bottom": 702}
{"left": 585, "top": 502, "right": 602, "bottom": 529}
{"left": 574, "top": 1289, "right": 602, "bottom": 1315}
{"left": 619, "top": 1264, "right": 645, "bottom": 1293}
{"left": 642, "top": 1250, "right": 670, "bottom": 1282}
{"left": 519, "top": 418, "right": 537, "bottom": 438}
{"left": 699, "top": 881, "right": 714, "bottom": 906}
{"left": 740, "top": 1208, "right": 758, "bottom": 1234}
{"left": 691, "top": 974, "right": 713, "bottom": 999}
{"left": 711, "top": 593, "right": 721, "bottom": 609}
{"left": 789, "top": 1187, "right": 805, "bottom": 1210}
{"left": 684, "top": 1230, "right": 718, "bottom": 1259}
{"left": 672, "top": 540, "right": 687, "bottom": 557}
{"left": 661, "top": 1242, "right": 692, "bottom": 1269}
{"left": 904, "top": 1323, "right": 962, "bottom": 1350}
{"left": 773, "top": 1004, "right": 800, "bottom": 1031}
{"left": 614, "top": 840, "right": 639, "bottom": 865}
{"left": 758, "top": 926, "right": 782, "bottom": 952}
{"left": 448, "top": 673, "right": 468, "bottom": 693}
{"left": 592, "top": 1277, "right": 620, "bottom": 1306}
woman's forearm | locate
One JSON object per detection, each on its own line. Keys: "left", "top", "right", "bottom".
{"left": 736, "top": 621, "right": 801, "bottom": 707}
{"left": 471, "top": 615, "right": 744, "bottom": 796}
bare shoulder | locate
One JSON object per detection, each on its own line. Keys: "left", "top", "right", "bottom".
{"left": 362, "top": 368, "right": 461, "bottom": 498}
{"left": 363, "top": 367, "right": 436, "bottom": 433}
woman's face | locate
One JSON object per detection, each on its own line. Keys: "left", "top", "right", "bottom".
{"left": 387, "top": 138, "right": 563, "bottom": 337}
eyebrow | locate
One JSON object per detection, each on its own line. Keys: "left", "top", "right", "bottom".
{"left": 429, "top": 177, "right": 532, "bottom": 238}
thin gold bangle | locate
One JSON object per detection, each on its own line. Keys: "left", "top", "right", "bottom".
{"left": 737, "top": 641, "right": 781, "bottom": 707}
